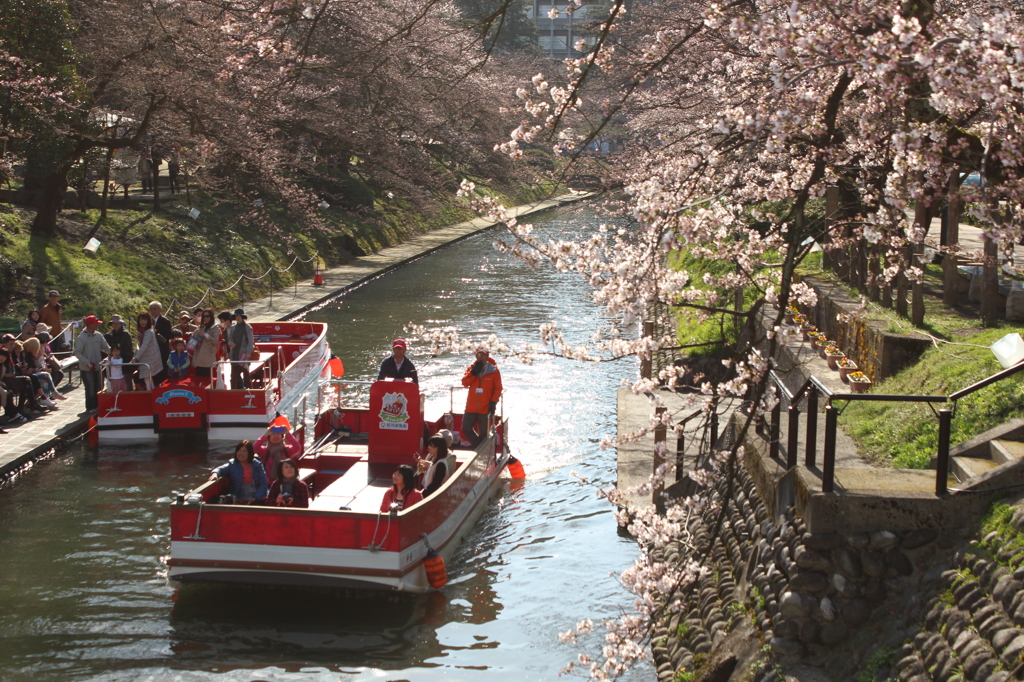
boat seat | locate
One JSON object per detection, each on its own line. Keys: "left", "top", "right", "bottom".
{"left": 307, "top": 461, "right": 388, "bottom": 510}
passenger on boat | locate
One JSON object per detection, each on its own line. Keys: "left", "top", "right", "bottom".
{"left": 0, "top": 345, "right": 42, "bottom": 421}
{"left": 325, "top": 406, "right": 353, "bottom": 443}
{"left": 190, "top": 309, "right": 220, "bottom": 385}
{"left": 18, "top": 310, "right": 42, "bottom": 341}
{"left": 104, "top": 315, "right": 135, "bottom": 387}
{"left": 209, "top": 440, "right": 269, "bottom": 504}
{"left": 134, "top": 313, "right": 161, "bottom": 391}
{"left": 417, "top": 435, "right": 452, "bottom": 497}
{"left": 227, "top": 308, "right": 254, "bottom": 389}
{"left": 254, "top": 424, "right": 301, "bottom": 481}
{"left": 377, "top": 338, "right": 418, "bottom": 384}
{"left": 149, "top": 301, "right": 173, "bottom": 385}
{"left": 216, "top": 311, "right": 232, "bottom": 360}
{"left": 175, "top": 312, "right": 197, "bottom": 341}
{"left": 380, "top": 464, "right": 423, "bottom": 513}
{"left": 167, "top": 338, "right": 191, "bottom": 379}
{"left": 460, "top": 346, "right": 502, "bottom": 447}
{"left": 102, "top": 344, "right": 129, "bottom": 394}
{"left": 35, "top": 332, "right": 65, "bottom": 388}
{"left": 267, "top": 458, "right": 310, "bottom": 508}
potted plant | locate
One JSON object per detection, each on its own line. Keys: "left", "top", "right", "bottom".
{"left": 785, "top": 306, "right": 799, "bottom": 325}
{"left": 848, "top": 371, "right": 872, "bottom": 393}
{"left": 837, "top": 357, "right": 858, "bottom": 381}
{"left": 801, "top": 324, "right": 816, "bottom": 342}
{"left": 824, "top": 345, "right": 845, "bottom": 370}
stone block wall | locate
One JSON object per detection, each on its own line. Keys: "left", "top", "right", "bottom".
{"left": 655, "top": 459, "right": 959, "bottom": 681}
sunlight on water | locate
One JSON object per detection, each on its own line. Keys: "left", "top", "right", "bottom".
{"left": 0, "top": 206, "right": 650, "bottom": 681}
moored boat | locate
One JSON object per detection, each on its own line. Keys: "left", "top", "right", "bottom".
{"left": 94, "top": 321, "right": 329, "bottom": 441}
{"left": 167, "top": 379, "right": 511, "bottom": 591}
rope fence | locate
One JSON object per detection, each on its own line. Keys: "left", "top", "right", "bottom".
{"left": 164, "top": 251, "right": 320, "bottom": 314}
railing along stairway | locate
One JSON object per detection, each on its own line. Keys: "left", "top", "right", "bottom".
{"left": 764, "top": 360, "right": 1024, "bottom": 496}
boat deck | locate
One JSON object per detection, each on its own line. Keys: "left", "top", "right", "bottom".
{"left": 308, "top": 460, "right": 391, "bottom": 512}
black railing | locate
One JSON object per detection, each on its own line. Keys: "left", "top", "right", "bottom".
{"left": 765, "top": 363, "right": 1024, "bottom": 497}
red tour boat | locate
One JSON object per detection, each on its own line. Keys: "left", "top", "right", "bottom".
{"left": 168, "top": 378, "right": 512, "bottom": 592}
{"left": 94, "top": 321, "right": 330, "bottom": 441}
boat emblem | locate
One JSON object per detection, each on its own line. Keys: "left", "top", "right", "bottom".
{"left": 156, "top": 389, "right": 202, "bottom": 405}
{"left": 379, "top": 392, "right": 410, "bottom": 430}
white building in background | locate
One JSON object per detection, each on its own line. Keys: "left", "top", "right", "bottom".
{"left": 526, "top": 0, "right": 602, "bottom": 59}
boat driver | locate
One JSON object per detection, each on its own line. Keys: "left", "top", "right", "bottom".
{"left": 377, "top": 338, "right": 418, "bottom": 384}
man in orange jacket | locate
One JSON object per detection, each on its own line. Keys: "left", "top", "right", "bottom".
{"left": 460, "top": 345, "right": 502, "bottom": 447}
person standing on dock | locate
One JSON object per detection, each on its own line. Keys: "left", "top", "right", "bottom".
{"left": 460, "top": 346, "right": 502, "bottom": 447}
{"left": 38, "top": 290, "right": 65, "bottom": 351}
{"left": 377, "top": 338, "right": 418, "bottom": 384}
{"left": 74, "top": 315, "right": 110, "bottom": 412}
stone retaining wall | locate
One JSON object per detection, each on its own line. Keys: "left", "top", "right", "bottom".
{"left": 654, "top": 459, "right": 964, "bottom": 681}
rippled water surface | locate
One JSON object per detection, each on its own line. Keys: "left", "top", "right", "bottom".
{"left": 0, "top": 206, "right": 647, "bottom": 681}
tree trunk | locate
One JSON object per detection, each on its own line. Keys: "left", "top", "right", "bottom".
{"left": 101, "top": 148, "right": 113, "bottom": 220}
{"left": 30, "top": 171, "right": 68, "bottom": 237}
{"left": 152, "top": 159, "right": 161, "bottom": 211}
{"left": 943, "top": 172, "right": 961, "bottom": 306}
{"left": 981, "top": 234, "right": 1000, "bottom": 324}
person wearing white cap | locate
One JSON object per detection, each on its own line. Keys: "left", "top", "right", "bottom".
{"left": 377, "top": 338, "right": 418, "bottom": 384}
{"left": 460, "top": 345, "right": 502, "bottom": 447}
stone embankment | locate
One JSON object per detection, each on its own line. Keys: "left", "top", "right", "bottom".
{"left": 649, "top": 455, "right": 1024, "bottom": 681}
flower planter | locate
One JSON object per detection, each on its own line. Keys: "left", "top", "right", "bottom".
{"left": 848, "top": 372, "right": 872, "bottom": 393}
{"left": 837, "top": 359, "right": 858, "bottom": 381}
{"left": 784, "top": 313, "right": 795, "bottom": 326}
{"left": 801, "top": 325, "right": 815, "bottom": 341}
{"left": 826, "top": 352, "right": 845, "bottom": 370}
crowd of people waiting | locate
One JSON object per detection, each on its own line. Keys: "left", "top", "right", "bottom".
{"left": 0, "top": 291, "right": 258, "bottom": 429}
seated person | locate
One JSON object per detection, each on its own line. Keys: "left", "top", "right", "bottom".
{"left": 254, "top": 424, "right": 302, "bottom": 482}
{"left": 167, "top": 338, "right": 190, "bottom": 379}
{"left": 208, "top": 440, "right": 268, "bottom": 504}
{"left": 267, "top": 458, "right": 309, "bottom": 508}
{"left": 417, "top": 435, "right": 453, "bottom": 498}
{"left": 380, "top": 464, "right": 423, "bottom": 513}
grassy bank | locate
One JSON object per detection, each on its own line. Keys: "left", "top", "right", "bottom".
{"left": 0, "top": 180, "right": 555, "bottom": 325}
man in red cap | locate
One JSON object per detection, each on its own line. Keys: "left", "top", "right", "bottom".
{"left": 74, "top": 314, "right": 110, "bottom": 411}
{"left": 377, "top": 338, "right": 418, "bottom": 384}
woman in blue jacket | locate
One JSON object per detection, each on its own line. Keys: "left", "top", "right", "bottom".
{"left": 209, "top": 440, "right": 269, "bottom": 504}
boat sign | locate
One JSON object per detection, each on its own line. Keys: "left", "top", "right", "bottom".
{"left": 156, "top": 389, "right": 202, "bottom": 405}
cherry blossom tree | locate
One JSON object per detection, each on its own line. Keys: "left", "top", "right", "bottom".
{"left": 472, "top": 0, "right": 1024, "bottom": 676}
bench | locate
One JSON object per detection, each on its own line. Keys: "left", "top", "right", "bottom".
{"left": 53, "top": 353, "right": 80, "bottom": 388}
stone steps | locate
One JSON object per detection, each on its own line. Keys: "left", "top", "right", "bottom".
{"left": 950, "top": 438, "right": 1024, "bottom": 484}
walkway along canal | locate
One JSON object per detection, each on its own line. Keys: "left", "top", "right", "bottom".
{"left": 0, "top": 204, "right": 650, "bottom": 681}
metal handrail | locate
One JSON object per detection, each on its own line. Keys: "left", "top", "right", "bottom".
{"left": 765, "top": 360, "right": 1024, "bottom": 497}
{"left": 209, "top": 358, "right": 271, "bottom": 390}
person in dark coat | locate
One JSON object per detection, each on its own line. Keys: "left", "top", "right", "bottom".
{"left": 104, "top": 315, "right": 135, "bottom": 386}
{"left": 377, "top": 338, "right": 418, "bottom": 384}
{"left": 149, "top": 301, "right": 173, "bottom": 385}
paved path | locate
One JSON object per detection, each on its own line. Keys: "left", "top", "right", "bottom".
{"left": 243, "top": 192, "right": 590, "bottom": 323}
{"left": 0, "top": 192, "right": 593, "bottom": 479}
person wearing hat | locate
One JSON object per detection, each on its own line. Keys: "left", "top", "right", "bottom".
{"left": 35, "top": 331, "right": 65, "bottom": 387}
{"left": 38, "top": 290, "right": 64, "bottom": 350}
{"left": 175, "top": 311, "right": 197, "bottom": 341}
{"left": 227, "top": 308, "right": 254, "bottom": 389}
{"left": 254, "top": 423, "right": 301, "bottom": 482}
{"left": 460, "top": 345, "right": 502, "bottom": 447}
{"left": 377, "top": 338, "right": 418, "bottom": 384}
{"left": 74, "top": 315, "right": 111, "bottom": 411}
{"left": 104, "top": 315, "right": 136, "bottom": 386}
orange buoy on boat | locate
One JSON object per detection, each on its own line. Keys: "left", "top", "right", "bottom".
{"left": 87, "top": 416, "right": 99, "bottom": 447}
{"left": 506, "top": 456, "right": 526, "bottom": 480}
{"left": 421, "top": 533, "right": 447, "bottom": 588}
{"left": 329, "top": 356, "right": 344, "bottom": 378}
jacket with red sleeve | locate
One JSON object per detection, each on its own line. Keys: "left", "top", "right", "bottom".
{"left": 461, "top": 357, "right": 502, "bottom": 414}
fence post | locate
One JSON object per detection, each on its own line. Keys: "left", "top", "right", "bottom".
{"left": 770, "top": 401, "right": 781, "bottom": 461}
{"left": 936, "top": 408, "right": 952, "bottom": 496}
{"left": 787, "top": 404, "right": 800, "bottom": 469}
{"left": 676, "top": 432, "right": 685, "bottom": 482}
{"left": 640, "top": 320, "right": 654, "bottom": 380}
{"left": 822, "top": 405, "right": 837, "bottom": 493}
{"left": 710, "top": 407, "right": 719, "bottom": 451}
{"left": 654, "top": 406, "right": 666, "bottom": 507}
{"left": 805, "top": 389, "right": 818, "bottom": 468}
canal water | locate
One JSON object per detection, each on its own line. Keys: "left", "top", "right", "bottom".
{"left": 0, "top": 205, "right": 648, "bottom": 681}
